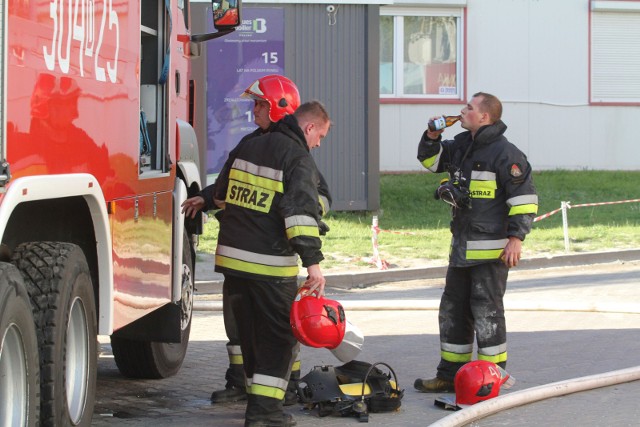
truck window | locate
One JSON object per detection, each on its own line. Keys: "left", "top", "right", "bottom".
{"left": 140, "top": 0, "right": 169, "bottom": 175}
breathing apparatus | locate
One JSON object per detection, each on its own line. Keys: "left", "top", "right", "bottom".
{"left": 434, "top": 141, "right": 473, "bottom": 210}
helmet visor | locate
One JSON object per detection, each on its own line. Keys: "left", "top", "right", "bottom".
{"left": 241, "top": 79, "right": 265, "bottom": 100}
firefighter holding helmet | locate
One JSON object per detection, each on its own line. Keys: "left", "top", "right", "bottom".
{"left": 415, "top": 92, "right": 538, "bottom": 393}
{"left": 211, "top": 98, "right": 331, "bottom": 426}
{"left": 181, "top": 76, "right": 331, "bottom": 412}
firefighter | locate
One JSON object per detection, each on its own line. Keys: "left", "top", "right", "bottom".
{"left": 181, "top": 76, "right": 330, "bottom": 408}
{"left": 214, "top": 100, "right": 330, "bottom": 427}
{"left": 414, "top": 92, "right": 538, "bottom": 393}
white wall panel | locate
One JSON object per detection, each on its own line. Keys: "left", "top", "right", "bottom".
{"left": 381, "top": 0, "right": 640, "bottom": 172}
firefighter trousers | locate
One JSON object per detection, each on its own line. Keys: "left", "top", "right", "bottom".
{"left": 436, "top": 261, "right": 509, "bottom": 381}
{"left": 222, "top": 279, "right": 302, "bottom": 389}
{"left": 225, "top": 274, "right": 299, "bottom": 421}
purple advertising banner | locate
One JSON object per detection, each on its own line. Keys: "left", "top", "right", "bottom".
{"left": 206, "top": 8, "right": 285, "bottom": 180}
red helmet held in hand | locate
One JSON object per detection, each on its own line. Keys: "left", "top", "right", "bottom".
{"left": 454, "top": 360, "right": 515, "bottom": 407}
{"left": 241, "top": 74, "right": 300, "bottom": 122}
{"left": 290, "top": 288, "right": 346, "bottom": 350}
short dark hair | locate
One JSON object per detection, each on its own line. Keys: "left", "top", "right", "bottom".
{"left": 473, "top": 92, "right": 502, "bottom": 123}
{"left": 294, "top": 100, "right": 330, "bottom": 125}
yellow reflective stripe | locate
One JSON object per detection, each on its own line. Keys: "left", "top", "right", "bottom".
{"left": 509, "top": 203, "right": 539, "bottom": 216}
{"left": 478, "top": 352, "right": 507, "bottom": 364}
{"left": 285, "top": 215, "right": 317, "bottom": 228}
{"left": 479, "top": 343, "right": 507, "bottom": 356}
{"left": 229, "top": 169, "right": 283, "bottom": 193}
{"left": 250, "top": 384, "right": 286, "bottom": 400}
{"left": 229, "top": 355, "right": 243, "bottom": 365}
{"left": 286, "top": 225, "right": 319, "bottom": 240}
{"left": 291, "top": 360, "right": 301, "bottom": 372}
{"left": 227, "top": 345, "right": 243, "bottom": 365}
{"left": 469, "top": 179, "right": 497, "bottom": 199}
{"left": 285, "top": 215, "right": 320, "bottom": 239}
{"left": 467, "top": 249, "right": 503, "bottom": 260}
{"left": 216, "top": 254, "right": 299, "bottom": 277}
{"left": 420, "top": 145, "right": 443, "bottom": 171}
{"left": 217, "top": 245, "right": 298, "bottom": 267}
{"left": 507, "top": 195, "right": 538, "bottom": 215}
{"left": 319, "top": 195, "right": 329, "bottom": 216}
{"left": 467, "top": 239, "right": 507, "bottom": 260}
{"left": 421, "top": 154, "right": 438, "bottom": 170}
{"left": 226, "top": 179, "right": 275, "bottom": 213}
{"left": 507, "top": 194, "right": 538, "bottom": 206}
{"left": 249, "top": 374, "right": 288, "bottom": 400}
{"left": 441, "top": 350, "right": 472, "bottom": 363}
{"left": 254, "top": 374, "right": 288, "bottom": 389}
{"left": 232, "top": 158, "right": 283, "bottom": 185}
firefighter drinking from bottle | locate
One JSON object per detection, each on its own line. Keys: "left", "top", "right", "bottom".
{"left": 415, "top": 92, "right": 538, "bottom": 393}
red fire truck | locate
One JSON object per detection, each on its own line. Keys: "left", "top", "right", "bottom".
{"left": 0, "top": 0, "right": 240, "bottom": 424}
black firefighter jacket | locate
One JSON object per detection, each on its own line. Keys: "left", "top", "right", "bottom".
{"left": 417, "top": 120, "right": 538, "bottom": 267}
{"left": 214, "top": 115, "right": 324, "bottom": 280}
{"left": 200, "top": 126, "right": 332, "bottom": 217}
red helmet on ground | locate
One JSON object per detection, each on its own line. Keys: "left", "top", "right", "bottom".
{"left": 454, "top": 360, "right": 515, "bottom": 407}
{"left": 241, "top": 74, "right": 300, "bottom": 122}
{"left": 290, "top": 288, "right": 346, "bottom": 349}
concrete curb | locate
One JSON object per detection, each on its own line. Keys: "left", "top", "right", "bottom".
{"left": 194, "top": 248, "right": 640, "bottom": 295}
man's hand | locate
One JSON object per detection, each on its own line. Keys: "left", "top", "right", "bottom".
{"left": 318, "top": 220, "right": 330, "bottom": 236}
{"left": 214, "top": 198, "right": 226, "bottom": 209}
{"left": 500, "top": 236, "right": 523, "bottom": 268}
{"left": 181, "top": 196, "right": 205, "bottom": 219}
{"left": 303, "top": 264, "right": 325, "bottom": 296}
{"left": 426, "top": 116, "right": 445, "bottom": 140}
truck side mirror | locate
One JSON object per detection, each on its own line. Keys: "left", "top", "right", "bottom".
{"left": 213, "top": 0, "right": 241, "bottom": 30}
{"left": 188, "top": 0, "right": 241, "bottom": 56}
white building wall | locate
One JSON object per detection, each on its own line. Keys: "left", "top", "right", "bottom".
{"left": 381, "top": 0, "right": 640, "bottom": 171}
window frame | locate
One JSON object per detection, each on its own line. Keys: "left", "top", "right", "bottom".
{"left": 590, "top": 1, "right": 640, "bottom": 105}
{"left": 380, "top": 6, "right": 466, "bottom": 104}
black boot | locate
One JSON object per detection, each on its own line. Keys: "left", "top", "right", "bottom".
{"left": 211, "top": 364, "right": 247, "bottom": 403}
{"left": 210, "top": 384, "right": 247, "bottom": 403}
{"left": 245, "top": 413, "right": 296, "bottom": 427}
{"left": 245, "top": 394, "right": 296, "bottom": 427}
{"left": 283, "top": 370, "right": 300, "bottom": 406}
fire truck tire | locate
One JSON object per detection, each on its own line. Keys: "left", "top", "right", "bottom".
{"left": 0, "top": 262, "right": 40, "bottom": 426}
{"left": 110, "top": 231, "right": 194, "bottom": 379}
{"left": 12, "top": 242, "right": 97, "bottom": 427}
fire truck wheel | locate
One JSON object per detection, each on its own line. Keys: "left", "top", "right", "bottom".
{"left": 0, "top": 262, "right": 40, "bottom": 426}
{"left": 12, "top": 242, "right": 97, "bottom": 426}
{"left": 110, "top": 231, "right": 194, "bottom": 378}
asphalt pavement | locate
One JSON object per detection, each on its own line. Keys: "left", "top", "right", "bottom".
{"left": 92, "top": 249, "right": 640, "bottom": 426}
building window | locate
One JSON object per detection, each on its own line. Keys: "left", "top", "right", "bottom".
{"left": 380, "top": 7, "right": 464, "bottom": 100}
{"left": 591, "top": 2, "right": 640, "bottom": 104}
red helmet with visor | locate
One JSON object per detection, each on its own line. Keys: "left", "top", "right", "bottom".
{"left": 454, "top": 360, "right": 515, "bottom": 407}
{"left": 290, "top": 288, "right": 346, "bottom": 350}
{"left": 241, "top": 74, "right": 300, "bottom": 122}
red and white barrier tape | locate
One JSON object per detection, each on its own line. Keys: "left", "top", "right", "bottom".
{"left": 370, "top": 198, "right": 639, "bottom": 268}
{"left": 534, "top": 198, "right": 640, "bottom": 223}
{"left": 370, "top": 217, "right": 389, "bottom": 270}
{"left": 571, "top": 199, "right": 640, "bottom": 208}
{"left": 533, "top": 207, "right": 562, "bottom": 222}
{"left": 377, "top": 227, "right": 417, "bottom": 236}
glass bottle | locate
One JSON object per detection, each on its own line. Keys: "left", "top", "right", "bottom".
{"left": 428, "top": 115, "right": 461, "bottom": 132}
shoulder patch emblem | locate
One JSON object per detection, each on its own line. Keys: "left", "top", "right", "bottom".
{"left": 510, "top": 163, "right": 523, "bottom": 177}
